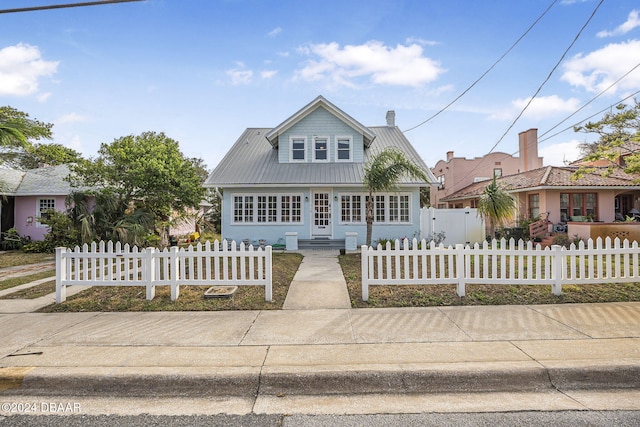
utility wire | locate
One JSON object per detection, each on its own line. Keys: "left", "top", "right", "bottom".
{"left": 539, "top": 61, "right": 640, "bottom": 139}
{"left": 404, "top": 0, "right": 559, "bottom": 133}
{"left": 0, "top": 0, "right": 144, "bottom": 14}
{"left": 482, "top": 0, "right": 604, "bottom": 158}
{"left": 440, "top": 0, "right": 605, "bottom": 192}
{"left": 538, "top": 88, "right": 640, "bottom": 144}
{"left": 495, "top": 90, "right": 640, "bottom": 166}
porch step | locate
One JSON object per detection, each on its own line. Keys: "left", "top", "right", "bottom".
{"left": 298, "top": 239, "right": 346, "bottom": 250}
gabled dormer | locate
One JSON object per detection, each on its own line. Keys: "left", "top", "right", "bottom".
{"left": 264, "top": 95, "right": 376, "bottom": 164}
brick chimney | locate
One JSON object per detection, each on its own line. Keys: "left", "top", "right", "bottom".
{"left": 519, "top": 128, "right": 543, "bottom": 171}
{"left": 386, "top": 110, "right": 395, "bottom": 127}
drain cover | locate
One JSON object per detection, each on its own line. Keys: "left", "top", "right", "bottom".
{"left": 204, "top": 286, "right": 238, "bottom": 299}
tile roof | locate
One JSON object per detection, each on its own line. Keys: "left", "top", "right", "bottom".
{"left": 442, "top": 166, "right": 640, "bottom": 201}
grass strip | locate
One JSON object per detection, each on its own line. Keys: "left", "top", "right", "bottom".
{"left": 338, "top": 253, "right": 640, "bottom": 307}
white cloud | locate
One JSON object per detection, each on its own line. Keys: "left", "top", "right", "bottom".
{"left": 260, "top": 69, "right": 277, "bottom": 79}
{"left": 561, "top": 39, "right": 640, "bottom": 94}
{"left": 490, "top": 95, "right": 581, "bottom": 120}
{"left": 37, "top": 92, "right": 52, "bottom": 102}
{"left": 56, "top": 112, "right": 90, "bottom": 124}
{"left": 0, "top": 43, "right": 58, "bottom": 97}
{"left": 267, "top": 27, "right": 282, "bottom": 38}
{"left": 405, "top": 37, "right": 439, "bottom": 47}
{"left": 597, "top": 10, "right": 640, "bottom": 38}
{"left": 540, "top": 139, "right": 582, "bottom": 166}
{"left": 226, "top": 65, "right": 253, "bottom": 85}
{"left": 294, "top": 41, "right": 444, "bottom": 88}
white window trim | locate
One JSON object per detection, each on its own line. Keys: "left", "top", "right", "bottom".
{"left": 312, "top": 136, "right": 330, "bottom": 163}
{"left": 231, "top": 193, "right": 304, "bottom": 225}
{"left": 338, "top": 192, "right": 412, "bottom": 225}
{"left": 335, "top": 135, "right": 353, "bottom": 162}
{"left": 289, "top": 136, "right": 307, "bottom": 163}
{"left": 338, "top": 193, "right": 364, "bottom": 224}
{"left": 36, "top": 198, "right": 56, "bottom": 228}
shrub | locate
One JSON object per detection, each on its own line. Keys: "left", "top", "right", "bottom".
{"left": 1, "top": 228, "right": 30, "bottom": 250}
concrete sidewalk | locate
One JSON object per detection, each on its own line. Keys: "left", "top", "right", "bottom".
{"left": 1, "top": 303, "right": 639, "bottom": 414}
{"left": 0, "top": 251, "right": 639, "bottom": 415}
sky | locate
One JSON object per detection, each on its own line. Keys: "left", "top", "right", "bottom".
{"left": 1, "top": 0, "right": 640, "bottom": 173}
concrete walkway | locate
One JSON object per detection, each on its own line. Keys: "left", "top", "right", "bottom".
{"left": 282, "top": 250, "right": 351, "bottom": 309}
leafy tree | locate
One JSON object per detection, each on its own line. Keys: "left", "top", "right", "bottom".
{"left": 574, "top": 101, "right": 640, "bottom": 178}
{"left": 71, "top": 131, "right": 206, "bottom": 245}
{"left": 477, "top": 176, "right": 516, "bottom": 241}
{"left": 17, "top": 143, "right": 84, "bottom": 170}
{"left": 0, "top": 106, "right": 53, "bottom": 158}
{"left": 363, "top": 148, "right": 429, "bottom": 246}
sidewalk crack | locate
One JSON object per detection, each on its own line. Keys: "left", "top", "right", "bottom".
{"left": 252, "top": 344, "right": 270, "bottom": 413}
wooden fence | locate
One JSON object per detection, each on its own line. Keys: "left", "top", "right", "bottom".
{"left": 56, "top": 240, "right": 272, "bottom": 303}
{"left": 361, "top": 237, "right": 640, "bottom": 301}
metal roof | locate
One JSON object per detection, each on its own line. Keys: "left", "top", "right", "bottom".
{"left": 205, "top": 125, "right": 437, "bottom": 188}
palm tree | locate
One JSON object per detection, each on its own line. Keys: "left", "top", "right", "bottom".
{"left": 363, "top": 148, "right": 428, "bottom": 246}
{"left": 477, "top": 176, "right": 516, "bottom": 242}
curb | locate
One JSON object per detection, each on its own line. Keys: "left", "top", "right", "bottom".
{"left": 3, "top": 363, "right": 640, "bottom": 398}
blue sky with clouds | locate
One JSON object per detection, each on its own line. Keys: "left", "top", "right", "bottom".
{"left": 1, "top": 0, "right": 640, "bottom": 171}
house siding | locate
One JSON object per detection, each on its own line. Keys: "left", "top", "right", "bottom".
{"left": 278, "top": 107, "right": 365, "bottom": 164}
{"left": 14, "top": 195, "right": 66, "bottom": 242}
{"left": 222, "top": 186, "right": 422, "bottom": 246}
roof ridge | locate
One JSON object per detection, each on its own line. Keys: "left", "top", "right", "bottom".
{"left": 540, "top": 166, "right": 552, "bottom": 185}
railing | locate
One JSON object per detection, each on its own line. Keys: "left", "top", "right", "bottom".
{"left": 529, "top": 218, "right": 550, "bottom": 238}
{"left": 56, "top": 240, "right": 272, "bottom": 303}
{"left": 361, "top": 237, "right": 640, "bottom": 301}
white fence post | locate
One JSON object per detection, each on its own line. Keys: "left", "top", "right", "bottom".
{"left": 170, "top": 246, "right": 180, "bottom": 301}
{"left": 265, "top": 245, "right": 273, "bottom": 302}
{"left": 455, "top": 244, "right": 465, "bottom": 297}
{"left": 146, "top": 247, "right": 156, "bottom": 300}
{"left": 361, "top": 244, "right": 369, "bottom": 301}
{"left": 55, "top": 247, "right": 67, "bottom": 303}
{"left": 551, "top": 245, "right": 563, "bottom": 295}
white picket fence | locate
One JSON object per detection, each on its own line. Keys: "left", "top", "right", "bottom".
{"left": 56, "top": 240, "right": 273, "bottom": 303}
{"left": 361, "top": 237, "right": 640, "bottom": 301}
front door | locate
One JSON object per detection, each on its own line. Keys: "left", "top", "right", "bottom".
{"left": 312, "top": 190, "right": 332, "bottom": 237}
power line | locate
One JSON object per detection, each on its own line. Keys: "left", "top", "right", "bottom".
{"left": 438, "top": 0, "right": 605, "bottom": 191}
{"left": 404, "top": 0, "right": 559, "bottom": 133}
{"left": 538, "top": 89, "right": 640, "bottom": 144}
{"left": 539, "top": 61, "right": 640, "bottom": 139}
{"left": 482, "top": 0, "right": 604, "bottom": 158}
{"left": 0, "top": 0, "right": 144, "bottom": 14}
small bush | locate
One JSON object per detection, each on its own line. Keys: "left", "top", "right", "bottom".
{"left": 23, "top": 240, "right": 55, "bottom": 253}
{"left": 552, "top": 233, "right": 583, "bottom": 248}
{"left": 1, "top": 228, "right": 30, "bottom": 250}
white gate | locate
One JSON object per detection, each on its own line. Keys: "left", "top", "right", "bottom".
{"left": 420, "top": 207, "right": 485, "bottom": 246}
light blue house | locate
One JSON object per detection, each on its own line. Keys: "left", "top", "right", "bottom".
{"left": 204, "top": 96, "right": 437, "bottom": 249}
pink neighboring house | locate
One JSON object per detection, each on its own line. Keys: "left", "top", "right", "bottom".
{"left": 0, "top": 165, "right": 74, "bottom": 242}
{"left": 431, "top": 129, "right": 543, "bottom": 208}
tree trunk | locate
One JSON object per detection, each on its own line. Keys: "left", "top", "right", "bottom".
{"left": 365, "top": 191, "right": 374, "bottom": 247}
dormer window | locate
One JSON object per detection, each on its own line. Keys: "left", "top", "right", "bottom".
{"left": 290, "top": 136, "right": 307, "bottom": 162}
{"left": 336, "top": 136, "right": 352, "bottom": 162}
{"left": 313, "top": 136, "right": 329, "bottom": 162}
